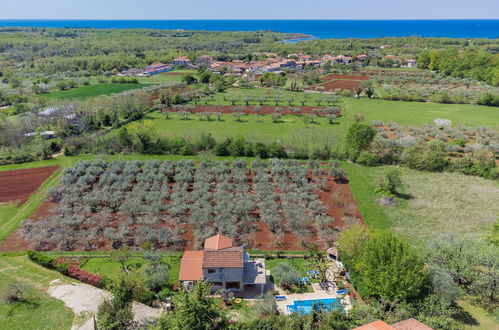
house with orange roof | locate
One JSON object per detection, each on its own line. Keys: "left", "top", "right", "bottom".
{"left": 353, "top": 318, "right": 433, "bottom": 330}
{"left": 179, "top": 234, "right": 267, "bottom": 294}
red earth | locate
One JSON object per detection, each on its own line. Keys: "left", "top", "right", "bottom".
{"left": 320, "top": 74, "right": 370, "bottom": 81}
{"left": 165, "top": 105, "right": 342, "bottom": 116}
{"left": 318, "top": 80, "right": 363, "bottom": 92}
{"left": 0, "top": 170, "right": 362, "bottom": 252}
{"left": 0, "top": 166, "right": 58, "bottom": 207}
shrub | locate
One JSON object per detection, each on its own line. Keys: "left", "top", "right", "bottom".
{"left": 376, "top": 168, "right": 403, "bottom": 196}
{"left": 67, "top": 265, "right": 102, "bottom": 287}
{"left": 27, "top": 250, "right": 56, "bottom": 269}
{"left": 346, "top": 123, "right": 377, "bottom": 159}
{"left": 56, "top": 262, "right": 70, "bottom": 275}
{"left": 1, "top": 283, "right": 26, "bottom": 304}
{"left": 401, "top": 141, "right": 448, "bottom": 172}
{"left": 272, "top": 262, "right": 299, "bottom": 288}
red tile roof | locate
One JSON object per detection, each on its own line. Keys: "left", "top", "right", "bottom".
{"left": 392, "top": 319, "right": 433, "bottom": 330}
{"left": 203, "top": 247, "right": 244, "bottom": 268}
{"left": 178, "top": 251, "right": 204, "bottom": 281}
{"left": 353, "top": 320, "right": 396, "bottom": 330}
{"left": 204, "top": 234, "right": 233, "bottom": 250}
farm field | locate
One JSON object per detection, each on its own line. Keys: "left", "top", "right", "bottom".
{"left": 313, "top": 74, "right": 370, "bottom": 91}
{"left": 0, "top": 255, "right": 74, "bottom": 330}
{"left": 341, "top": 98, "right": 499, "bottom": 128}
{"left": 124, "top": 111, "right": 340, "bottom": 144}
{"left": 1, "top": 154, "right": 498, "bottom": 252}
{"left": 0, "top": 166, "right": 59, "bottom": 207}
{"left": 194, "top": 88, "right": 499, "bottom": 127}
{"left": 38, "top": 83, "right": 150, "bottom": 100}
{"left": 166, "top": 104, "right": 341, "bottom": 116}
{"left": 7, "top": 159, "right": 360, "bottom": 252}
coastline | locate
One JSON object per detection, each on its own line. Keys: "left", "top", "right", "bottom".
{"left": 0, "top": 19, "right": 498, "bottom": 39}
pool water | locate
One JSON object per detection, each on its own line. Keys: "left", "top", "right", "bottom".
{"left": 286, "top": 298, "right": 342, "bottom": 315}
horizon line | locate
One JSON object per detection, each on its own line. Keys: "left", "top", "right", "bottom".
{"left": 1, "top": 18, "right": 498, "bottom": 21}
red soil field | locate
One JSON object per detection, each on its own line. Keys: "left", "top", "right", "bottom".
{"left": 166, "top": 105, "right": 342, "bottom": 116}
{"left": 319, "top": 80, "right": 362, "bottom": 91}
{"left": 0, "top": 166, "right": 58, "bottom": 207}
{"left": 321, "top": 74, "right": 370, "bottom": 81}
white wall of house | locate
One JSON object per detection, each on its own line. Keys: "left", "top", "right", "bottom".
{"left": 203, "top": 267, "right": 244, "bottom": 292}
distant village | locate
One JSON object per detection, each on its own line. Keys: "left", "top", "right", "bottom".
{"left": 125, "top": 47, "right": 417, "bottom": 78}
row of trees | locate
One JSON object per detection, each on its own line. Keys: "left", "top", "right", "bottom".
{"left": 25, "top": 159, "right": 342, "bottom": 250}
{"left": 418, "top": 49, "right": 499, "bottom": 86}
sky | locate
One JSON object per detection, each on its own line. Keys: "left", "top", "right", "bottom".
{"left": 0, "top": 0, "right": 498, "bottom": 20}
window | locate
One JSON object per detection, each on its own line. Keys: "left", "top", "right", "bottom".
{"left": 207, "top": 269, "right": 216, "bottom": 274}
{"left": 212, "top": 282, "right": 223, "bottom": 287}
{"left": 226, "top": 282, "right": 240, "bottom": 289}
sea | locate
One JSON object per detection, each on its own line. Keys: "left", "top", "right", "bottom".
{"left": 0, "top": 20, "right": 498, "bottom": 39}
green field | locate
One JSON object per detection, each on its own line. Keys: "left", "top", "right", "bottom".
{"left": 38, "top": 83, "right": 150, "bottom": 100}
{"left": 119, "top": 111, "right": 338, "bottom": 143}
{"left": 199, "top": 88, "right": 499, "bottom": 128}
{"left": 79, "top": 255, "right": 181, "bottom": 286}
{"left": 0, "top": 256, "right": 74, "bottom": 330}
{"left": 342, "top": 163, "right": 499, "bottom": 249}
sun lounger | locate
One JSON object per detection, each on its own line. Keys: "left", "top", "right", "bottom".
{"left": 297, "top": 277, "right": 303, "bottom": 285}
{"left": 336, "top": 288, "right": 348, "bottom": 294}
{"left": 275, "top": 296, "right": 287, "bottom": 301}
{"left": 313, "top": 270, "right": 320, "bottom": 277}
{"left": 303, "top": 277, "right": 311, "bottom": 285}
{"left": 307, "top": 270, "right": 314, "bottom": 278}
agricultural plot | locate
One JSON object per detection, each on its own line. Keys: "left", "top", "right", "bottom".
{"left": 0, "top": 166, "right": 59, "bottom": 207}
{"left": 166, "top": 105, "right": 342, "bottom": 116}
{"left": 18, "top": 159, "right": 361, "bottom": 252}
{"left": 312, "top": 74, "right": 370, "bottom": 92}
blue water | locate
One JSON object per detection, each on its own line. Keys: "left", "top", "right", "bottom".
{"left": 0, "top": 20, "right": 498, "bottom": 39}
{"left": 287, "top": 298, "right": 342, "bottom": 315}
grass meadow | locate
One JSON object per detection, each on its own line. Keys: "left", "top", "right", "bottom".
{"left": 38, "top": 83, "right": 150, "bottom": 100}
{"left": 0, "top": 255, "right": 74, "bottom": 330}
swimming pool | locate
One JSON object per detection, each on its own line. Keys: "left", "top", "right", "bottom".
{"left": 286, "top": 298, "right": 342, "bottom": 315}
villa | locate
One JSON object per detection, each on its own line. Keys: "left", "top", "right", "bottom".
{"left": 178, "top": 234, "right": 267, "bottom": 294}
{"left": 171, "top": 56, "right": 193, "bottom": 67}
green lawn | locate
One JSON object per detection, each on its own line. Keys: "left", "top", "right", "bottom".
{"left": 38, "top": 83, "right": 150, "bottom": 100}
{"left": 341, "top": 98, "right": 499, "bottom": 128}
{"left": 457, "top": 300, "right": 499, "bottom": 330}
{"left": 79, "top": 255, "right": 181, "bottom": 286}
{"left": 0, "top": 256, "right": 74, "bottom": 330}
{"left": 121, "top": 111, "right": 338, "bottom": 143}
{"left": 341, "top": 162, "right": 390, "bottom": 230}
{"left": 196, "top": 88, "right": 499, "bottom": 128}
{"left": 342, "top": 163, "right": 499, "bottom": 249}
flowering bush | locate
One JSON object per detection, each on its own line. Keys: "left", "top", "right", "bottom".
{"left": 434, "top": 118, "right": 452, "bottom": 129}
{"left": 67, "top": 265, "right": 102, "bottom": 287}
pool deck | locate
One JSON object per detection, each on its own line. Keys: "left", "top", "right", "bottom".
{"left": 276, "top": 281, "right": 353, "bottom": 315}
